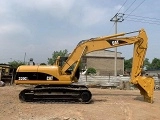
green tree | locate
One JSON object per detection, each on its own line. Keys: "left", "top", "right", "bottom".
{"left": 150, "top": 58, "right": 160, "bottom": 70}
{"left": 143, "top": 58, "right": 151, "bottom": 70}
{"left": 124, "top": 58, "right": 132, "bottom": 72}
{"left": 86, "top": 67, "right": 96, "bottom": 75}
{"left": 8, "top": 60, "right": 25, "bottom": 69}
{"left": 124, "top": 57, "right": 151, "bottom": 71}
{"left": 48, "top": 49, "right": 68, "bottom": 65}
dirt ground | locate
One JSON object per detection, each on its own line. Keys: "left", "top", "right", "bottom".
{"left": 0, "top": 85, "right": 160, "bottom": 120}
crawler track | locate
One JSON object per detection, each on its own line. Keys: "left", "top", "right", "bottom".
{"left": 19, "top": 85, "right": 92, "bottom": 103}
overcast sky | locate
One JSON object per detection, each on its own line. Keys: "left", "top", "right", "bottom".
{"left": 0, "top": 0, "right": 160, "bottom": 64}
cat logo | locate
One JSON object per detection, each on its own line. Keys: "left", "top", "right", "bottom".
{"left": 112, "top": 40, "right": 119, "bottom": 45}
{"left": 107, "top": 39, "right": 127, "bottom": 46}
{"left": 47, "top": 76, "right": 53, "bottom": 80}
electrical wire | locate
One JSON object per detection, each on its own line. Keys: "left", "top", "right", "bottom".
{"left": 124, "top": 0, "right": 137, "bottom": 13}
{"left": 125, "top": 19, "right": 160, "bottom": 25}
{"left": 123, "top": 13, "right": 160, "bottom": 25}
{"left": 108, "top": 0, "right": 128, "bottom": 34}
{"left": 124, "top": 0, "right": 146, "bottom": 19}
{"left": 124, "top": 14, "right": 160, "bottom": 21}
{"left": 117, "top": 0, "right": 128, "bottom": 13}
{"left": 121, "top": 0, "right": 160, "bottom": 25}
{"left": 126, "top": 17, "right": 160, "bottom": 23}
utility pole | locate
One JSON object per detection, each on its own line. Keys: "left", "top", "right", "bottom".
{"left": 24, "top": 52, "right": 26, "bottom": 64}
{"left": 110, "top": 13, "right": 124, "bottom": 78}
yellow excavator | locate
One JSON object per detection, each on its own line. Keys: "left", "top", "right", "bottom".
{"left": 15, "top": 29, "right": 154, "bottom": 103}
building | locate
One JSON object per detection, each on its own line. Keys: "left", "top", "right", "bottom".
{"left": 82, "top": 50, "right": 124, "bottom": 76}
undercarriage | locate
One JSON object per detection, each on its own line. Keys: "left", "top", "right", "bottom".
{"left": 19, "top": 84, "right": 92, "bottom": 103}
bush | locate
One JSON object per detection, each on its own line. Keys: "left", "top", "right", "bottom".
{"left": 86, "top": 67, "right": 96, "bottom": 75}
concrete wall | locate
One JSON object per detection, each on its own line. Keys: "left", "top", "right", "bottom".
{"left": 86, "top": 57, "right": 124, "bottom": 76}
{"left": 82, "top": 50, "right": 124, "bottom": 76}
{"left": 145, "top": 70, "right": 160, "bottom": 77}
{"left": 86, "top": 50, "right": 122, "bottom": 57}
{"left": 78, "top": 75, "right": 160, "bottom": 89}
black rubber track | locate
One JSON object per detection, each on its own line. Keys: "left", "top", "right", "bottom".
{"left": 19, "top": 85, "right": 92, "bottom": 103}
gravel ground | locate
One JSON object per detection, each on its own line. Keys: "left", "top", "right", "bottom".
{"left": 0, "top": 85, "right": 160, "bottom": 120}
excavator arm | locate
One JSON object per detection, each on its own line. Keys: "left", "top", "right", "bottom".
{"left": 61, "top": 29, "right": 154, "bottom": 103}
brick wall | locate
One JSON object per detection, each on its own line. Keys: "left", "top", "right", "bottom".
{"left": 82, "top": 56, "right": 124, "bottom": 76}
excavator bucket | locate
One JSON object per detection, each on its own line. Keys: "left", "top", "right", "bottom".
{"left": 134, "top": 76, "right": 155, "bottom": 103}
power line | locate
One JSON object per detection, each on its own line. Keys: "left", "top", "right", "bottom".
{"left": 117, "top": 0, "right": 128, "bottom": 13}
{"left": 124, "top": 14, "right": 160, "bottom": 21}
{"left": 108, "top": 0, "right": 127, "bottom": 34}
{"left": 124, "top": 0, "right": 146, "bottom": 19}
{"left": 124, "top": 0, "right": 137, "bottom": 13}
{"left": 126, "top": 16, "right": 160, "bottom": 23}
{"left": 121, "top": 0, "right": 160, "bottom": 26}
{"left": 125, "top": 19, "right": 160, "bottom": 25}
{"left": 123, "top": 13, "right": 160, "bottom": 25}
